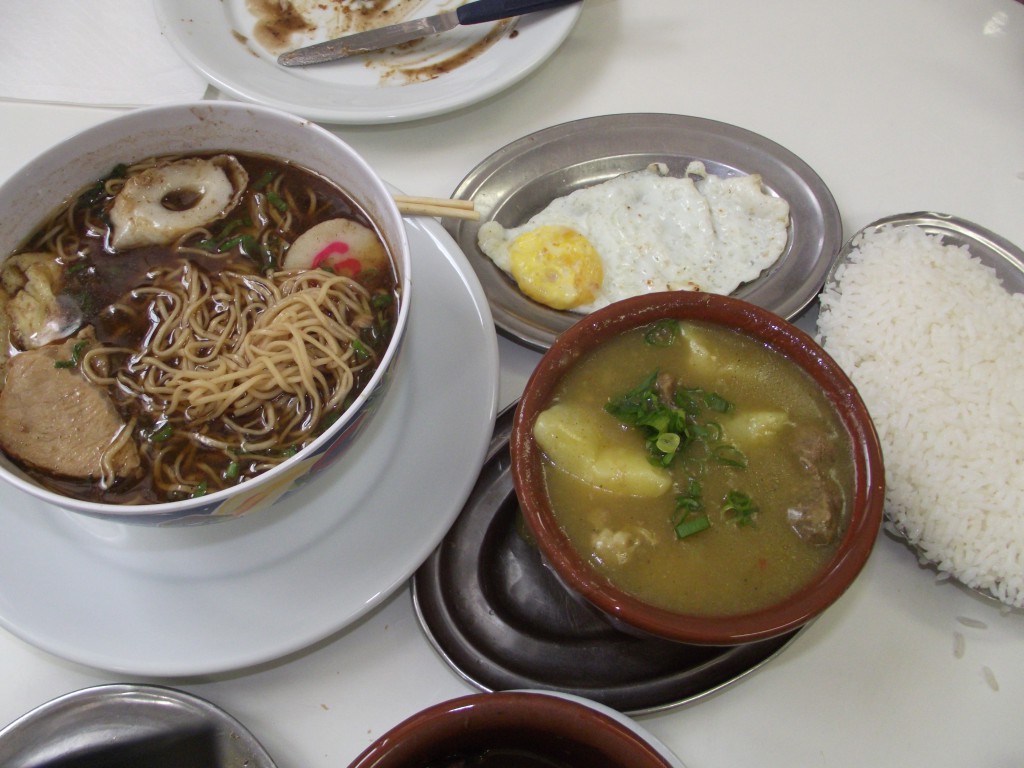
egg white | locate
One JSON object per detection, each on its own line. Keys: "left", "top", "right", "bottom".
{"left": 477, "top": 162, "right": 791, "bottom": 313}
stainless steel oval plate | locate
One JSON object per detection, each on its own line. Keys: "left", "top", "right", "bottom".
{"left": 0, "top": 684, "right": 276, "bottom": 768}
{"left": 446, "top": 113, "right": 842, "bottom": 350}
{"left": 825, "top": 211, "right": 1024, "bottom": 293}
{"left": 412, "top": 403, "right": 802, "bottom": 715}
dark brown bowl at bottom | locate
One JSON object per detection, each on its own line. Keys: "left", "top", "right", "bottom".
{"left": 511, "top": 290, "right": 886, "bottom": 646}
{"left": 345, "top": 691, "right": 677, "bottom": 768}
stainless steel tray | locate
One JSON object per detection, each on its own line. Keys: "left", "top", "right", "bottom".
{"left": 446, "top": 113, "right": 843, "bottom": 350}
{"left": 825, "top": 211, "right": 1024, "bottom": 292}
{"left": 0, "top": 684, "right": 276, "bottom": 768}
{"left": 412, "top": 403, "right": 802, "bottom": 715}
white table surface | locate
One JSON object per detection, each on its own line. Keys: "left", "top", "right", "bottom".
{"left": 1, "top": 1, "right": 1023, "bottom": 766}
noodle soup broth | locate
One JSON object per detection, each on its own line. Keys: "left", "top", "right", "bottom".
{"left": 0, "top": 151, "right": 400, "bottom": 507}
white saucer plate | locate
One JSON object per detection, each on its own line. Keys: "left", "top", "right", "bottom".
{"left": 154, "top": 0, "right": 583, "bottom": 124}
{"left": 0, "top": 216, "right": 499, "bottom": 677}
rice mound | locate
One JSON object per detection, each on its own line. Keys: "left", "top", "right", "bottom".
{"left": 816, "top": 224, "right": 1024, "bottom": 608}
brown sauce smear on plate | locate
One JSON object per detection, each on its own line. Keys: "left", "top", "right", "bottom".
{"left": 245, "top": 0, "right": 515, "bottom": 83}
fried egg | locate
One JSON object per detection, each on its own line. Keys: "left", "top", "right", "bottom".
{"left": 477, "top": 162, "right": 791, "bottom": 312}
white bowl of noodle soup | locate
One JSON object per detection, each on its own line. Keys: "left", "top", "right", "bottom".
{"left": 0, "top": 102, "right": 410, "bottom": 525}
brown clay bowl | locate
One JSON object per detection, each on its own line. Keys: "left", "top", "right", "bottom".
{"left": 510, "top": 290, "right": 885, "bottom": 645}
{"left": 345, "top": 691, "right": 680, "bottom": 768}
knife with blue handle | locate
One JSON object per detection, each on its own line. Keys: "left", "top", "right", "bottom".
{"left": 277, "top": 0, "right": 581, "bottom": 66}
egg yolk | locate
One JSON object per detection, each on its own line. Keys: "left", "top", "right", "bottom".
{"left": 508, "top": 226, "right": 603, "bottom": 310}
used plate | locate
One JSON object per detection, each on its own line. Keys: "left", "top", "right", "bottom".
{"left": 0, "top": 215, "right": 498, "bottom": 676}
{"left": 445, "top": 113, "right": 842, "bottom": 350}
{"left": 0, "top": 684, "right": 274, "bottom": 768}
{"left": 154, "top": 0, "right": 582, "bottom": 124}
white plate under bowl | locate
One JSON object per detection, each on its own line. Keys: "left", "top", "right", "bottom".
{"left": 153, "top": 0, "right": 582, "bottom": 124}
{"left": 445, "top": 113, "right": 843, "bottom": 350}
{"left": 0, "top": 215, "right": 498, "bottom": 676}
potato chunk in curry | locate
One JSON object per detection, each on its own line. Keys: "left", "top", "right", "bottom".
{"left": 534, "top": 402, "right": 671, "bottom": 498}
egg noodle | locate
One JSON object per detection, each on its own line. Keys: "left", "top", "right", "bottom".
{"left": 82, "top": 262, "right": 376, "bottom": 494}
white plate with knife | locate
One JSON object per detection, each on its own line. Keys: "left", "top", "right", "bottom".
{"left": 154, "top": 0, "right": 583, "bottom": 125}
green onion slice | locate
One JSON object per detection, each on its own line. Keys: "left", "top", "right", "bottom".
{"left": 675, "top": 514, "right": 711, "bottom": 539}
{"left": 713, "top": 444, "right": 748, "bottom": 468}
{"left": 252, "top": 170, "right": 277, "bottom": 190}
{"left": 148, "top": 423, "right": 174, "bottom": 442}
{"left": 53, "top": 340, "right": 88, "bottom": 369}
{"left": 267, "top": 190, "right": 288, "bottom": 213}
{"left": 722, "top": 490, "right": 758, "bottom": 526}
{"left": 643, "top": 319, "right": 680, "bottom": 347}
{"left": 655, "top": 431, "right": 681, "bottom": 455}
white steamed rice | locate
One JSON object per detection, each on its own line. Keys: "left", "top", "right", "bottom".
{"left": 816, "top": 224, "right": 1024, "bottom": 608}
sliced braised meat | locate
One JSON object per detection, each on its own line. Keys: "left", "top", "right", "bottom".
{"left": 792, "top": 425, "right": 836, "bottom": 470}
{"left": 787, "top": 473, "right": 844, "bottom": 546}
{"left": 0, "top": 341, "right": 140, "bottom": 480}
{"left": 785, "top": 424, "right": 847, "bottom": 545}
{"left": 655, "top": 371, "right": 676, "bottom": 406}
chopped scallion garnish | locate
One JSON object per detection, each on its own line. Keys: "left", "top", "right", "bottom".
{"left": 722, "top": 490, "right": 758, "bottom": 526}
{"left": 267, "top": 190, "right": 288, "bottom": 213}
{"left": 712, "top": 444, "right": 748, "bottom": 468}
{"left": 605, "top": 350, "right": 761, "bottom": 541}
{"left": 53, "top": 340, "right": 89, "bottom": 369}
{"left": 606, "top": 368, "right": 736, "bottom": 470}
{"left": 218, "top": 219, "right": 244, "bottom": 239}
{"left": 371, "top": 292, "right": 394, "bottom": 311}
{"left": 673, "top": 481, "right": 709, "bottom": 539}
{"left": 675, "top": 514, "right": 711, "bottom": 539}
{"left": 643, "top": 319, "right": 680, "bottom": 347}
{"left": 252, "top": 170, "right": 277, "bottom": 190}
{"left": 218, "top": 235, "right": 244, "bottom": 252}
{"left": 149, "top": 423, "right": 174, "bottom": 442}
{"left": 655, "top": 432, "right": 681, "bottom": 455}
{"left": 703, "top": 391, "right": 733, "bottom": 413}
{"left": 351, "top": 338, "right": 371, "bottom": 360}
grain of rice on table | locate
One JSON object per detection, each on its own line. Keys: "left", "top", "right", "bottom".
{"left": 815, "top": 224, "right": 1024, "bottom": 608}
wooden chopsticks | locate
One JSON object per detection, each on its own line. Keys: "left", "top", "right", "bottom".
{"left": 393, "top": 194, "right": 480, "bottom": 221}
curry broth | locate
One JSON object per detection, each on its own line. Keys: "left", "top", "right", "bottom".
{"left": 538, "top": 320, "right": 854, "bottom": 617}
